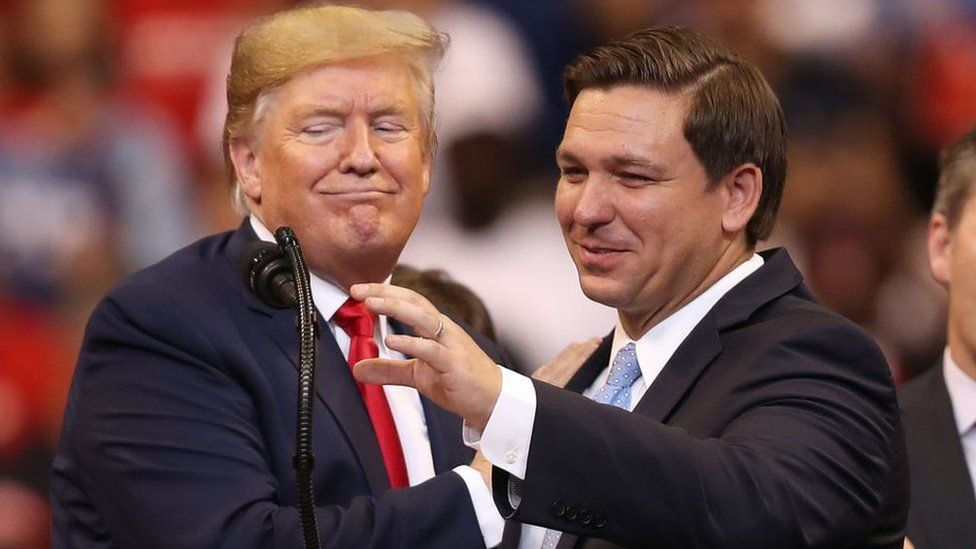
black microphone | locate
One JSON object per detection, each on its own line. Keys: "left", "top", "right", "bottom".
{"left": 241, "top": 229, "right": 322, "bottom": 549}
{"left": 240, "top": 241, "right": 297, "bottom": 308}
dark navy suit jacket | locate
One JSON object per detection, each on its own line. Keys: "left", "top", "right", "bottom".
{"left": 495, "top": 249, "right": 908, "bottom": 548}
{"left": 51, "top": 222, "right": 502, "bottom": 548}
{"left": 900, "top": 362, "right": 976, "bottom": 549}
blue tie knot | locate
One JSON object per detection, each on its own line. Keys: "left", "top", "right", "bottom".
{"left": 593, "top": 342, "right": 642, "bottom": 408}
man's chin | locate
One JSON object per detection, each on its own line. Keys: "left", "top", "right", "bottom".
{"left": 578, "top": 275, "right": 629, "bottom": 309}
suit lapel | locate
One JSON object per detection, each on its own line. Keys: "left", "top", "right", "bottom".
{"left": 634, "top": 248, "right": 804, "bottom": 422}
{"left": 228, "top": 222, "right": 391, "bottom": 495}
{"left": 633, "top": 315, "right": 721, "bottom": 421}
{"left": 908, "top": 366, "right": 976, "bottom": 547}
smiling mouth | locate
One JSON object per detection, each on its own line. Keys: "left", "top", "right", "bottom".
{"left": 577, "top": 240, "right": 626, "bottom": 254}
{"left": 581, "top": 244, "right": 623, "bottom": 254}
{"left": 575, "top": 241, "right": 628, "bottom": 268}
{"left": 317, "top": 189, "right": 393, "bottom": 196}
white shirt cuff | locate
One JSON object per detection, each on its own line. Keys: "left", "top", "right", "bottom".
{"left": 463, "top": 367, "right": 537, "bottom": 479}
{"left": 453, "top": 465, "right": 504, "bottom": 548}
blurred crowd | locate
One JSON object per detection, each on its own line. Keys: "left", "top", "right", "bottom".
{"left": 1, "top": 0, "right": 975, "bottom": 546}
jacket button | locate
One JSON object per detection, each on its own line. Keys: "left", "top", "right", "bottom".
{"left": 579, "top": 509, "right": 593, "bottom": 525}
{"left": 594, "top": 514, "right": 607, "bottom": 529}
{"left": 552, "top": 500, "right": 567, "bottom": 518}
{"left": 565, "top": 506, "right": 579, "bottom": 521}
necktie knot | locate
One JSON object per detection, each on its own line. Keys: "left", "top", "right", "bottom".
{"left": 593, "top": 342, "right": 642, "bottom": 409}
{"left": 605, "top": 342, "right": 641, "bottom": 387}
{"left": 333, "top": 298, "right": 374, "bottom": 338}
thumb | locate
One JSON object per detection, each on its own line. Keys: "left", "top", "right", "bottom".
{"left": 353, "top": 358, "right": 417, "bottom": 387}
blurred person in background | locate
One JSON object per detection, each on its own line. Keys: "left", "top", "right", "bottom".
{"left": 0, "top": 0, "right": 196, "bottom": 307}
{"left": 0, "top": 0, "right": 197, "bottom": 545}
{"left": 777, "top": 108, "right": 945, "bottom": 382}
{"left": 900, "top": 125, "right": 976, "bottom": 549}
{"left": 0, "top": 282, "right": 64, "bottom": 549}
{"left": 51, "top": 6, "right": 513, "bottom": 547}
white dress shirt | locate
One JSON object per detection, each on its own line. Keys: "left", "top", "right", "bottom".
{"left": 467, "top": 254, "right": 764, "bottom": 549}
{"left": 249, "top": 217, "right": 503, "bottom": 546}
{"left": 943, "top": 347, "right": 976, "bottom": 500}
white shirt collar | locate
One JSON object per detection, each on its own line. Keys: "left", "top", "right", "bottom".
{"left": 248, "top": 216, "right": 395, "bottom": 342}
{"left": 610, "top": 254, "right": 765, "bottom": 387}
{"left": 943, "top": 347, "right": 976, "bottom": 436}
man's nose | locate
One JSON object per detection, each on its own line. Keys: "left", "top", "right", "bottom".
{"left": 572, "top": 177, "right": 615, "bottom": 227}
{"left": 338, "top": 121, "right": 379, "bottom": 175}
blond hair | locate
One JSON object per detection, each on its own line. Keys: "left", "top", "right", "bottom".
{"left": 223, "top": 4, "right": 447, "bottom": 212}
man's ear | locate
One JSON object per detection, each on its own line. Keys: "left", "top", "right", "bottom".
{"left": 928, "top": 213, "right": 952, "bottom": 287}
{"left": 420, "top": 155, "right": 431, "bottom": 196}
{"left": 720, "top": 163, "right": 762, "bottom": 235}
{"left": 229, "top": 137, "right": 262, "bottom": 202}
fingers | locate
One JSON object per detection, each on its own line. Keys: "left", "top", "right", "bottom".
{"left": 350, "top": 283, "right": 432, "bottom": 309}
{"left": 351, "top": 283, "right": 446, "bottom": 340}
{"left": 353, "top": 358, "right": 417, "bottom": 387}
{"left": 468, "top": 451, "right": 492, "bottom": 487}
{"left": 382, "top": 334, "right": 451, "bottom": 373}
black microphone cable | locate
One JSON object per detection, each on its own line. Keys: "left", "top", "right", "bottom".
{"left": 241, "top": 228, "right": 321, "bottom": 549}
{"left": 274, "top": 227, "right": 321, "bottom": 549}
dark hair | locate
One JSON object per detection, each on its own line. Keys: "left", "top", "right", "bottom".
{"left": 933, "top": 126, "right": 976, "bottom": 229}
{"left": 563, "top": 27, "right": 788, "bottom": 245}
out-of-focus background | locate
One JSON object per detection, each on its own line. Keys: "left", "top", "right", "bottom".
{"left": 1, "top": 0, "right": 974, "bottom": 545}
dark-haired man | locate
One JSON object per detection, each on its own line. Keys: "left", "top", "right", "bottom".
{"left": 900, "top": 125, "right": 976, "bottom": 549}
{"left": 353, "top": 26, "right": 907, "bottom": 548}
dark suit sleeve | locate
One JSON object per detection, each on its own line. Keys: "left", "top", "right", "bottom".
{"left": 54, "top": 288, "right": 484, "bottom": 549}
{"left": 493, "top": 322, "right": 901, "bottom": 548}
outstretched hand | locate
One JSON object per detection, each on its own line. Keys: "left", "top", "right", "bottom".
{"left": 350, "top": 283, "right": 502, "bottom": 431}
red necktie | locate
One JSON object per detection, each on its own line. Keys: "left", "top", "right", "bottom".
{"left": 333, "top": 298, "right": 409, "bottom": 489}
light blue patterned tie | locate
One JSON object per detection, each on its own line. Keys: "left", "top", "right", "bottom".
{"left": 592, "top": 342, "right": 642, "bottom": 409}
{"left": 541, "top": 342, "right": 642, "bottom": 549}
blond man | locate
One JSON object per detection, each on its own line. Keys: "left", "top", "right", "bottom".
{"left": 51, "top": 6, "right": 506, "bottom": 548}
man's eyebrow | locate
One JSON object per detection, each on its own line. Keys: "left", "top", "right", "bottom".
{"left": 605, "top": 154, "right": 666, "bottom": 171}
{"left": 556, "top": 150, "right": 669, "bottom": 172}
{"left": 555, "top": 149, "right": 581, "bottom": 164}
{"left": 290, "top": 104, "right": 413, "bottom": 123}
{"left": 370, "top": 103, "right": 411, "bottom": 117}
{"left": 293, "top": 106, "right": 344, "bottom": 120}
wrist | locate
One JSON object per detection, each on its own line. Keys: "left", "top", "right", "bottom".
{"left": 469, "top": 364, "right": 502, "bottom": 431}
